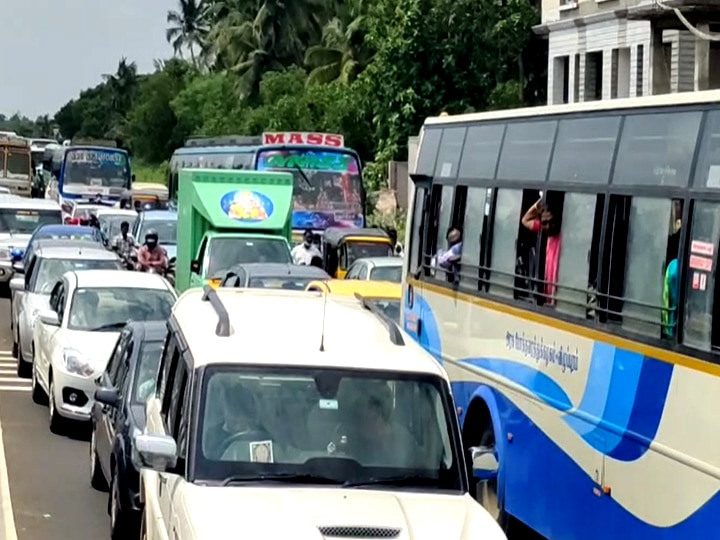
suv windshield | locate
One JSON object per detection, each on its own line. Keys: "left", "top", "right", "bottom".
{"left": 195, "top": 367, "right": 461, "bottom": 491}
{"left": 33, "top": 259, "right": 122, "bottom": 294}
{"left": 247, "top": 277, "right": 317, "bottom": 290}
{"left": 369, "top": 265, "right": 402, "bottom": 283}
{"left": 346, "top": 242, "right": 393, "bottom": 266}
{"left": 0, "top": 209, "right": 61, "bottom": 234}
{"left": 207, "top": 238, "right": 292, "bottom": 277}
{"left": 67, "top": 287, "right": 175, "bottom": 331}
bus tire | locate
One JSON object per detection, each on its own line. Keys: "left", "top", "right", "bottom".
{"left": 463, "top": 398, "right": 509, "bottom": 531}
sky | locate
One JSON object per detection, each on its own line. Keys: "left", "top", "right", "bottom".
{"left": 1, "top": 0, "right": 178, "bottom": 119}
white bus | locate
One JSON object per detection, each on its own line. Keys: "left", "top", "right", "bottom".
{"left": 403, "top": 89, "right": 720, "bottom": 540}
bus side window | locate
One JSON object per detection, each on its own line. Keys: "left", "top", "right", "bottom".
{"left": 422, "top": 185, "right": 445, "bottom": 276}
{"left": 603, "top": 196, "right": 681, "bottom": 338}
{"left": 459, "top": 187, "right": 490, "bottom": 292}
{"left": 408, "top": 186, "right": 427, "bottom": 276}
{"left": 683, "top": 201, "right": 720, "bottom": 352}
{"left": 488, "top": 189, "right": 524, "bottom": 298}
{"left": 554, "top": 192, "right": 604, "bottom": 318}
{"left": 432, "top": 185, "right": 456, "bottom": 281}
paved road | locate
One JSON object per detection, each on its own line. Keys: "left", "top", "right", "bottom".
{"left": 0, "top": 297, "right": 109, "bottom": 540}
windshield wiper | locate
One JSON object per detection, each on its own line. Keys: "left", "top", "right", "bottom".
{"left": 221, "top": 473, "right": 342, "bottom": 487}
{"left": 293, "top": 164, "right": 314, "bottom": 189}
{"left": 88, "top": 321, "right": 128, "bottom": 332}
{"left": 343, "top": 474, "right": 441, "bottom": 489}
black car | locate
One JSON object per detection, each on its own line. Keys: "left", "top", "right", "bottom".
{"left": 219, "top": 262, "right": 330, "bottom": 290}
{"left": 90, "top": 321, "right": 166, "bottom": 539}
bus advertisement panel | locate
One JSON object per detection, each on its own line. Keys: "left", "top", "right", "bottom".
{"left": 256, "top": 147, "right": 363, "bottom": 230}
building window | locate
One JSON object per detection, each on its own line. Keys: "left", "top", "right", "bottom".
{"left": 636, "top": 44, "right": 644, "bottom": 97}
{"left": 553, "top": 56, "right": 570, "bottom": 104}
{"left": 585, "top": 51, "right": 603, "bottom": 101}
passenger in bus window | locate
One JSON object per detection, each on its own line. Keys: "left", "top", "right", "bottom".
{"left": 662, "top": 200, "right": 683, "bottom": 338}
{"left": 521, "top": 198, "right": 562, "bottom": 305}
{"left": 432, "top": 228, "right": 462, "bottom": 283}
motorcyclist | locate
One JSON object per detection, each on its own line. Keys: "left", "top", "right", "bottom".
{"left": 136, "top": 229, "right": 168, "bottom": 273}
{"left": 111, "top": 221, "right": 137, "bottom": 269}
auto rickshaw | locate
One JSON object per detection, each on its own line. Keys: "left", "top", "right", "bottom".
{"left": 321, "top": 227, "right": 394, "bottom": 279}
{"left": 127, "top": 183, "right": 169, "bottom": 210}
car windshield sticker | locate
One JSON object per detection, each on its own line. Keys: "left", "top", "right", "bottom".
{"left": 249, "top": 440, "right": 274, "bottom": 463}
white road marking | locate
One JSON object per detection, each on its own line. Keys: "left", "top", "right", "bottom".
{"left": 0, "top": 357, "right": 30, "bottom": 392}
{"left": 0, "top": 413, "right": 18, "bottom": 539}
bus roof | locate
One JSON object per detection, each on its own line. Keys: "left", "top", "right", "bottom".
{"left": 425, "top": 88, "right": 720, "bottom": 126}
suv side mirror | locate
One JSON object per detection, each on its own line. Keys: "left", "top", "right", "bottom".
{"left": 94, "top": 387, "right": 120, "bottom": 408}
{"left": 38, "top": 309, "right": 60, "bottom": 327}
{"left": 190, "top": 260, "right": 200, "bottom": 273}
{"left": 135, "top": 434, "right": 178, "bottom": 472}
{"left": 470, "top": 445, "right": 499, "bottom": 481}
{"left": 11, "top": 261, "right": 24, "bottom": 273}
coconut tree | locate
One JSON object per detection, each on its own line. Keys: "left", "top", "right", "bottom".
{"left": 166, "top": 0, "right": 210, "bottom": 68}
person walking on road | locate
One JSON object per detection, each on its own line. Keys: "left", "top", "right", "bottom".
{"left": 291, "top": 229, "right": 322, "bottom": 265}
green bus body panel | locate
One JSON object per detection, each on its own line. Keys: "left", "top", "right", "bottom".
{"left": 175, "top": 168, "right": 294, "bottom": 293}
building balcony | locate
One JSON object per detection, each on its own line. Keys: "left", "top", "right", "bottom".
{"left": 626, "top": 0, "right": 720, "bottom": 29}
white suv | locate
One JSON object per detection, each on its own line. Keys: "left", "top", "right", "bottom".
{"left": 137, "top": 287, "right": 506, "bottom": 540}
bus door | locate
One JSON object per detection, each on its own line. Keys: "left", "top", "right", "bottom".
{"left": 403, "top": 174, "right": 431, "bottom": 346}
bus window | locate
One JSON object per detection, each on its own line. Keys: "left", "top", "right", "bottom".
{"left": 430, "top": 185, "right": 455, "bottom": 278}
{"left": 408, "top": 186, "right": 426, "bottom": 275}
{"left": 613, "top": 111, "right": 702, "bottom": 187}
{"left": 458, "top": 124, "right": 504, "bottom": 180}
{"left": 434, "top": 128, "right": 466, "bottom": 179}
{"left": 489, "top": 189, "right": 524, "bottom": 298}
{"left": 555, "top": 193, "right": 605, "bottom": 318}
{"left": 459, "top": 187, "right": 490, "bottom": 291}
{"left": 693, "top": 110, "right": 720, "bottom": 189}
{"left": 496, "top": 120, "right": 557, "bottom": 182}
{"left": 616, "top": 197, "right": 678, "bottom": 337}
{"left": 416, "top": 128, "right": 442, "bottom": 176}
{"left": 548, "top": 116, "right": 621, "bottom": 184}
{"left": 683, "top": 201, "right": 720, "bottom": 351}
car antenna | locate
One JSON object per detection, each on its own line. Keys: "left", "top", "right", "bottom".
{"left": 319, "top": 287, "right": 329, "bottom": 352}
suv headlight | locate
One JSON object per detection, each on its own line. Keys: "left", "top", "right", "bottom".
{"left": 0, "top": 248, "right": 11, "bottom": 260}
{"left": 63, "top": 349, "right": 94, "bottom": 377}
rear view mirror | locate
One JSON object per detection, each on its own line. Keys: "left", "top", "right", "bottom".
{"left": 11, "top": 261, "right": 24, "bottom": 273}
{"left": 9, "top": 277, "right": 24, "bottom": 292}
{"left": 135, "top": 434, "right": 178, "bottom": 472}
{"left": 38, "top": 310, "right": 60, "bottom": 327}
{"left": 471, "top": 445, "right": 499, "bottom": 481}
{"left": 190, "top": 260, "right": 200, "bottom": 273}
{"left": 94, "top": 387, "right": 120, "bottom": 407}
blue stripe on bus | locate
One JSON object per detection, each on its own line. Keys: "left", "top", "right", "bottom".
{"left": 565, "top": 342, "right": 615, "bottom": 437}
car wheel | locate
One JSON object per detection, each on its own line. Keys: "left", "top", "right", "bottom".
{"left": 16, "top": 337, "right": 30, "bottom": 379}
{"left": 109, "top": 472, "right": 131, "bottom": 539}
{"left": 48, "top": 378, "right": 66, "bottom": 435}
{"left": 90, "top": 427, "right": 109, "bottom": 491}
{"left": 30, "top": 352, "right": 47, "bottom": 405}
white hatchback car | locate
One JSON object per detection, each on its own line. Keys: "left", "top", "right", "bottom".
{"left": 10, "top": 240, "right": 123, "bottom": 377}
{"left": 31, "top": 270, "right": 177, "bottom": 434}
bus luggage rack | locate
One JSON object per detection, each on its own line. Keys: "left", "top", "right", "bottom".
{"left": 185, "top": 136, "right": 262, "bottom": 148}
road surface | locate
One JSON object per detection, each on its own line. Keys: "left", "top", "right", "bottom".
{"left": 0, "top": 297, "right": 108, "bottom": 539}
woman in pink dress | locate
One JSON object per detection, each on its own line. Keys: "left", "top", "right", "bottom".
{"left": 521, "top": 198, "right": 562, "bottom": 305}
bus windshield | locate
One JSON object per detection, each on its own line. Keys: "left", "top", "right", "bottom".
{"left": 257, "top": 149, "right": 364, "bottom": 230}
{"left": 63, "top": 149, "right": 130, "bottom": 189}
{"left": 0, "top": 209, "right": 61, "bottom": 234}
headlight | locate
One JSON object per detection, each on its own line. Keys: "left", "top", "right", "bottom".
{"left": 0, "top": 248, "right": 11, "bottom": 260}
{"left": 62, "top": 349, "right": 94, "bottom": 377}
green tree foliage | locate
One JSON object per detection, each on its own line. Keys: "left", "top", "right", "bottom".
{"left": 21, "top": 0, "right": 543, "bottom": 181}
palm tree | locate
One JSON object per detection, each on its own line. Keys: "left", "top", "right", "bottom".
{"left": 103, "top": 58, "right": 138, "bottom": 113}
{"left": 166, "top": 0, "right": 209, "bottom": 69}
{"left": 304, "top": 0, "right": 369, "bottom": 85}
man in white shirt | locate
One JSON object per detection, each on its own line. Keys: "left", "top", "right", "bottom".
{"left": 291, "top": 229, "right": 322, "bottom": 265}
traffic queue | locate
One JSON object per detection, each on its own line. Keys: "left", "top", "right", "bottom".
{"left": 0, "top": 167, "right": 506, "bottom": 540}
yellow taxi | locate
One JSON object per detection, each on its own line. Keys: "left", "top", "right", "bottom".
{"left": 304, "top": 279, "right": 401, "bottom": 322}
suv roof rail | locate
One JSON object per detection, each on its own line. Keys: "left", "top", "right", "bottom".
{"left": 202, "top": 285, "right": 232, "bottom": 336}
{"left": 354, "top": 293, "right": 405, "bottom": 346}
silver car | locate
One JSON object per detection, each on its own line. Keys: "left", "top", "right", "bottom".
{"left": 9, "top": 240, "right": 123, "bottom": 377}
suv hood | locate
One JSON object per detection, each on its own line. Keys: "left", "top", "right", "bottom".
{"left": 180, "top": 486, "right": 506, "bottom": 539}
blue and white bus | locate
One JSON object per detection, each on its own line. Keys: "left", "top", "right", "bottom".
{"left": 403, "top": 89, "right": 720, "bottom": 539}
{"left": 169, "top": 131, "right": 365, "bottom": 235}
{"left": 43, "top": 141, "right": 133, "bottom": 203}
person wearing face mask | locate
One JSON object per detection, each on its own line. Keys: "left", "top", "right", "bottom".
{"left": 291, "top": 229, "right": 322, "bottom": 265}
{"left": 136, "top": 229, "right": 168, "bottom": 273}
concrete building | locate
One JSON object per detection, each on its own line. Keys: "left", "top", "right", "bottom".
{"left": 534, "top": 0, "right": 720, "bottom": 104}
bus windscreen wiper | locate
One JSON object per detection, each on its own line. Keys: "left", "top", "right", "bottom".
{"left": 293, "top": 164, "right": 314, "bottom": 190}
{"left": 343, "top": 474, "right": 440, "bottom": 488}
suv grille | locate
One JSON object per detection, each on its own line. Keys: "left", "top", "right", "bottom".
{"left": 318, "top": 526, "right": 401, "bottom": 538}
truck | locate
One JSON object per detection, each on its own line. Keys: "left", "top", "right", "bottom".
{"left": 175, "top": 168, "right": 296, "bottom": 293}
